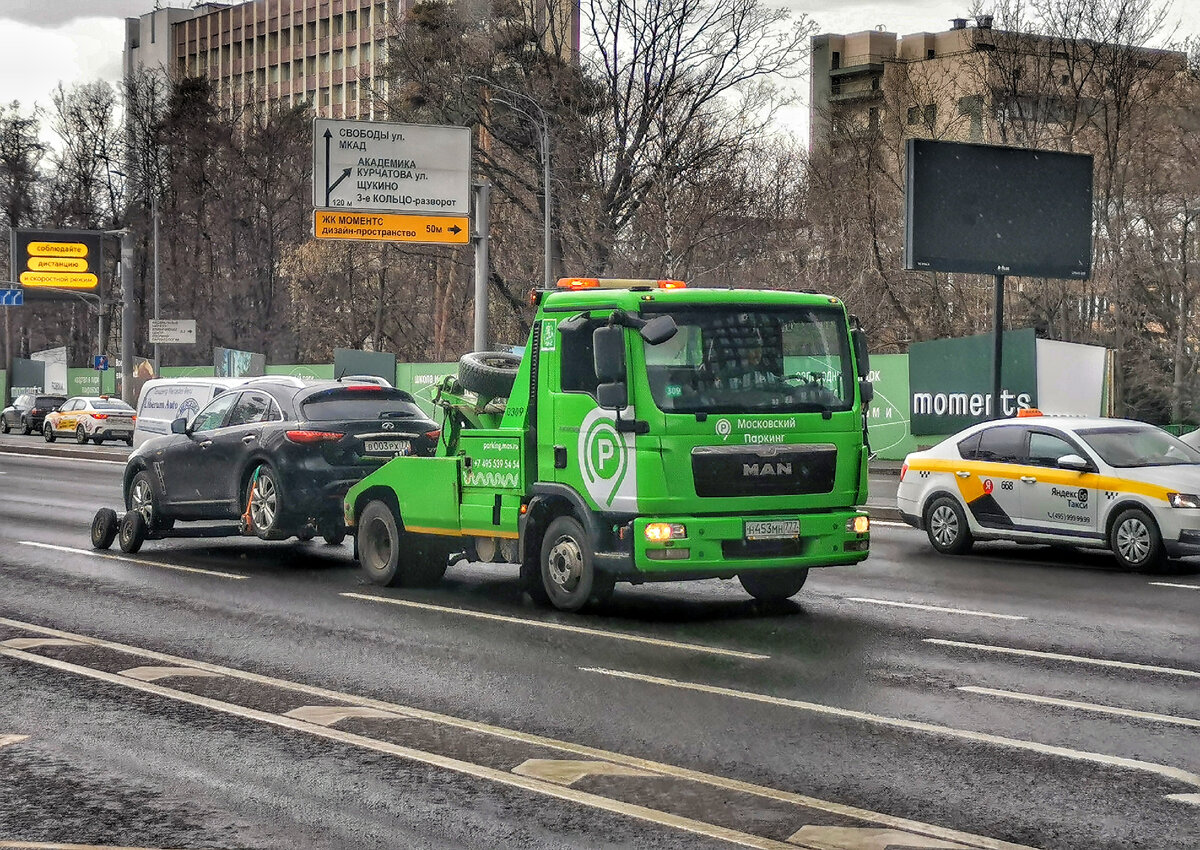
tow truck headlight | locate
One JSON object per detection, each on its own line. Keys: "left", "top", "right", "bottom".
{"left": 644, "top": 522, "right": 686, "bottom": 541}
{"left": 1168, "top": 493, "right": 1200, "bottom": 508}
{"left": 846, "top": 515, "right": 870, "bottom": 534}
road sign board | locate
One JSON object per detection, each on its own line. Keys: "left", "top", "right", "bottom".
{"left": 314, "top": 211, "right": 470, "bottom": 244}
{"left": 312, "top": 119, "right": 471, "bottom": 215}
{"left": 0, "top": 288, "right": 23, "bottom": 306}
{"left": 148, "top": 319, "right": 197, "bottom": 345}
{"left": 93, "top": 355, "right": 109, "bottom": 371}
{"left": 11, "top": 230, "right": 104, "bottom": 293}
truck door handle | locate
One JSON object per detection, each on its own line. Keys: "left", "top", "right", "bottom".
{"left": 1020, "top": 476, "right": 1037, "bottom": 483}
{"left": 554, "top": 446, "right": 567, "bottom": 469}
{"left": 242, "top": 434, "right": 256, "bottom": 444}
{"left": 955, "top": 471, "right": 971, "bottom": 478}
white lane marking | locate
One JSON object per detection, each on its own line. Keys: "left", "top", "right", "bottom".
{"left": 924, "top": 638, "right": 1200, "bottom": 679}
{"left": 1148, "top": 581, "right": 1200, "bottom": 590}
{"left": 0, "top": 451, "right": 124, "bottom": 466}
{"left": 341, "top": 591, "right": 768, "bottom": 660}
{"left": 119, "top": 666, "right": 224, "bottom": 683}
{"left": 18, "top": 541, "right": 247, "bottom": 580}
{"left": 869, "top": 520, "right": 913, "bottom": 529}
{"left": 512, "top": 758, "right": 657, "bottom": 786}
{"left": 846, "top": 598, "right": 1026, "bottom": 621}
{"left": 0, "top": 616, "right": 1036, "bottom": 850}
{"left": 0, "top": 843, "right": 172, "bottom": 850}
{"left": 0, "top": 734, "right": 28, "bottom": 749}
{"left": 1165, "top": 793, "right": 1200, "bottom": 806}
{"left": 957, "top": 686, "right": 1200, "bottom": 728}
{"left": 580, "top": 666, "right": 1200, "bottom": 790}
{"left": 1, "top": 638, "right": 85, "bottom": 650}
{"left": 788, "top": 825, "right": 970, "bottom": 849}
{"left": 283, "top": 705, "right": 408, "bottom": 726}
{"left": 0, "top": 645, "right": 796, "bottom": 850}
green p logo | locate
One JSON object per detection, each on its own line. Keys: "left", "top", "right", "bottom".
{"left": 582, "top": 417, "right": 629, "bottom": 508}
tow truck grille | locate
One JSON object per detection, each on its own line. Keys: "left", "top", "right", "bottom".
{"left": 691, "top": 444, "right": 837, "bottom": 497}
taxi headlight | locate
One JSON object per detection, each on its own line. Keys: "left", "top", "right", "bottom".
{"left": 1167, "top": 493, "right": 1200, "bottom": 508}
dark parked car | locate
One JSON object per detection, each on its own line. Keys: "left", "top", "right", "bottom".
{"left": 2, "top": 393, "right": 67, "bottom": 436}
{"left": 122, "top": 378, "right": 441, "bottom": 544}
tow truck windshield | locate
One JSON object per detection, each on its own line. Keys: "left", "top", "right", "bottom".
{"left": 643, "top": 307, "right": 853, "bottom": 415}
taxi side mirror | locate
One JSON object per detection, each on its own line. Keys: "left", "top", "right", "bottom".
{"left": 1057, "top": 453, "right": 1090, "bottom": 471}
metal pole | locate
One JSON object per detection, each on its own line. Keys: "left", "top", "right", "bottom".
{"left": 541, "top": 123, "right": 552, "bottom": 291}
{"left": 120, "top": 232, "right": 135, "bottom": 404}
{"left": 992, "top": 273, "right": 1004, "bottom": 420}
{"left": 152, "top": 194, "right": 160, "bottom": 372}
{"left": 473, "top": 182, "right": 491, "bottom": 352}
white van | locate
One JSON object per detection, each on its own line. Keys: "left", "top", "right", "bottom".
{"left": 132, "top": 377, "right": 251, "bottom": 448}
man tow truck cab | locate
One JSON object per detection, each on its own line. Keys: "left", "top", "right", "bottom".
{"left": 345, "top": 278, "right": 874, "bottom": 611}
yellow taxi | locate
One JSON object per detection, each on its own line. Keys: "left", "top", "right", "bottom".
{"left": 897, "top": 411, "right": 1200, "bottom": 570}
{"left": 44, "top": 396, "right": 137, "bottom": 446}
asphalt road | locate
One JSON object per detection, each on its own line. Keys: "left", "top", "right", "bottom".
{"left": 0, "top": 439, "right": 1197, "bottom": 850}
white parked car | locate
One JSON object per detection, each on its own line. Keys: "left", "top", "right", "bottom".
{"left": 897, "top": 413, "right": 1200, "bottom": 570}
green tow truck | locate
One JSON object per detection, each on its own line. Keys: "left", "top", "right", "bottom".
{"left": 344, "top": 277, "right": 873, "bottom": 611}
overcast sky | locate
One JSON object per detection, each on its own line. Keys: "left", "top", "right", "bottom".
{"left": 0, "top": 0, "right": 1195, "bottom": 140}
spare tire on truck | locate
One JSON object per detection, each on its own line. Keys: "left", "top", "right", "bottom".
{"left": 458, "top": 352, "right": 521, "bottom": 399}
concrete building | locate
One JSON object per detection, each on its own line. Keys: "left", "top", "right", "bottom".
{"left": 124, "top": 0, "right": 397, "bottom": 120}
{"left": 809, "top": 15, "right": 1190, "bottom": 152}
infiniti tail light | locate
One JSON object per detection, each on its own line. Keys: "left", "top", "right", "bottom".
{"left": 286, "top": 430, "right": 344, "bottom": 444}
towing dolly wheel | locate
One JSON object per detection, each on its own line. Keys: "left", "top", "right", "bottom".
{"left": 91, "top": 508, "right": 119, "bottom": 550}
{"left": 321, "top": 524, "right": 346, "bottom": 546}
{"left": 739, "top": 568, "right": 809, "bottom": 602}
{"left": 118, "top": 511, "right": 147, "bottom": 554}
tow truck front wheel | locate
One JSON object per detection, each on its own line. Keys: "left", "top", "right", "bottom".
{"left": 540, "top": 516, "right": 614, "bottom": 612}
{"left": 739, "top": 568, "right": 809, "bottom": 602}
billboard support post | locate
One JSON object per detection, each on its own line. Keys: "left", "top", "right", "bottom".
{"left": 992, "top": 274, "right": 1004, "bottom": 421}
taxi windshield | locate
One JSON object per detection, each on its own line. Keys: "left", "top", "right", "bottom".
{"left": 1076, "top": 425, "right": 1200, "bottom": 468}
{"left": 642, "top": 306, "right": 853, "bottom": 414}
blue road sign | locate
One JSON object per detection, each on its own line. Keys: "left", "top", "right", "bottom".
{"left": 93, "top": 355, "right": 109, "bottom": 371}
{"left": 0, "top": 288, "right": 23, "bottom": 306}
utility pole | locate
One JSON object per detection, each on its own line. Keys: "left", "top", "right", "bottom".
{"left": 473, "top": 182, "right": 491, "bottom": 352}
{"left": 120, "top": 231, "right": 135, "bottom": 404}
{"left": 152, "top": 194, "right": 160, "bottom": 372}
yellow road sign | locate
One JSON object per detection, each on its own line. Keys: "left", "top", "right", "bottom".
{"left": 27, "top": 240, "right": 90, "bottom": 257}
{"left": 19, "top": 271, "right": 99, "bottom": 289}
{"left": 27, "top": 256, "right": 89, "bottom": 272}
{"left": 314, "top": 210, "right": 470, "bottom": 244}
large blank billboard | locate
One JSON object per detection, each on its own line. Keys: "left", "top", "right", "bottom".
{"left": 904, "top": 139, "right": 1093, "bottom": 280}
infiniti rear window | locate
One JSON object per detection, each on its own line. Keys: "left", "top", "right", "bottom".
{"left": 300, "top": 387, "right": 423, "bottom": 421}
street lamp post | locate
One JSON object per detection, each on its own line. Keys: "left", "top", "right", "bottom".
{"left": 469, "top": 77, "right": 553, "bottom": 290}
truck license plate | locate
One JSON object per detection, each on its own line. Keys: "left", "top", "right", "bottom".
{"left": 744, "top": 519, "right": 800, "bottom": 540}
{"left": 364, "top": 439, "right": 411, "bottom": 455}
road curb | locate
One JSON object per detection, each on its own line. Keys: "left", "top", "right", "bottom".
{"left": 0, "top": 443, "right": 125, "bottom": 463}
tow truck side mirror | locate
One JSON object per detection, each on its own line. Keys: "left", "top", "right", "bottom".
{"left": 852, "top": 327, "right": 870, "bottom": 378}
{"left": 593, "top": 326, "right": 626, "bottom": 383}
{"left": 639, "top": 315, "right": 677, "bottom": 345}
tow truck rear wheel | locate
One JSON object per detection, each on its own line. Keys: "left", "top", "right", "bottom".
{"left": 357, "top": 501, "right": 445, "bottom": 587}
{"left": 739, "top": 568, "right": 809, "bottom": 602}
{"left": 539, "top": 516, "right": 613, "bottom": 612}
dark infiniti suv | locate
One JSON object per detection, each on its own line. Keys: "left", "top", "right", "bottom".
{"left": 122, "top": 378, "right": 440, "bottom": 543}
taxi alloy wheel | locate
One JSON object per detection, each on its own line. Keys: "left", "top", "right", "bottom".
{"left": 43, "top": 421, "right": 56, "bottom": 442}
{"left": 76, "top": 424, "right": 89, "bottom": 444}
{"left": 1110, "top": 507, "right": 1164, "bottom": 570}
{"left": 925, "top": 496, "right": 973, "bottom": 555}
